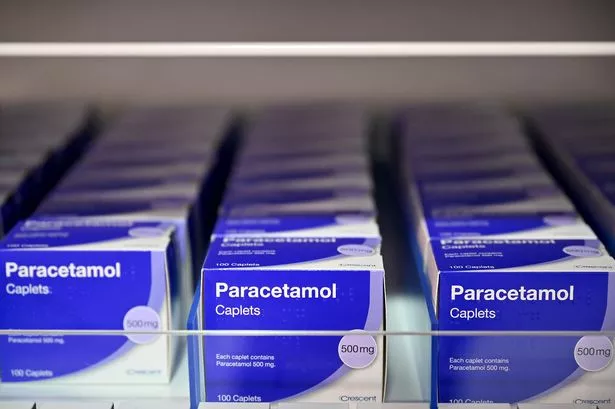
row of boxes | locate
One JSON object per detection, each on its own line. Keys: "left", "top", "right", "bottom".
{"left": 188, "top": 106, "right": 387, "bottom": 407}
{"left": 397, "top": 104, "right": 615, "bottom": 405}
{"left": 529, "top": 105, "right": 615, "bottom": 253}
{"left": 0, "top": 103, "right": 94, "bottom": 233}
{"left": 0, "top": 107, "right": 234, "bottom": 385}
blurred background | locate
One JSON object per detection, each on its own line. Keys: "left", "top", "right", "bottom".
{"left": 0, "top": 0, "right": 614, "bottom": 106}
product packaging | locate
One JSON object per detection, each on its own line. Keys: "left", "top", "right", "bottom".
{"left": 188, "top": 236, "right": 386, "bottom": 404}
{"left": 0, "top": 219, "right": 180, "bottom": 384}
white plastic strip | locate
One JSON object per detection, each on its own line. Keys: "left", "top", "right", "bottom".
{"left": 1, "top": 329, "right": 615, "bottom": 336}
{"left": 0, "top": 402, "right": 35, "bottom": 409}
{"left": 0, "top": 42, "right": 614, "bottom": 57}
{"left": 36, "top": 402, "right": 113, "bottom": 409}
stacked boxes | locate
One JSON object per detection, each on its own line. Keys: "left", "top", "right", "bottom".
{"left": 1, "top": 106, "right": 233, "bottom": 384}
{"left": 213, "top": 106, "right": 380, "bottom": 238}
{"left": 35, "top": 107, "right": 233, "bottom": 296}
{"left": 398, "top": 105, "right": 615, "bottom": 404}
{"left": 528, "top": 105, "right": 615, "bottom": 252}
{"left": 188, "top": 106, "right": 386, "bottom": 405}
{"left": 0, "top": 103, "right": 94, "bottom": 232}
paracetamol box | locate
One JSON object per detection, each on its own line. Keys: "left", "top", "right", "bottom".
{"left": 34, "top": 197, "right": 200, "bottom": 304}
{"left": 46, "top": 183, "right": 202, "bottom": 203}
{"left": 418, "top": 186, "right": 587, "bottom": 232}
{"left": 249, "top": 110, "right": 365, "bottom": 127}
{"left": 218, "top": 190, "right": 378, "bottom": 239}
{"left": 225, "top": 175, "right": 373, "bottom": 198}
{"left": 410, "top": 154, "right": 543, "bottom": 182}
{"left": 415, "top": 173, "right": 556, "bottom": 195}
{"left": 88, "top": 139, "right": 217, "bottom": 154}
{"left": 188, "top": 236, "right": 386, "bottom": 404}
{"left": 422, "top": 191, "right": 577, "bottom": 219}
{"left": 402, "top": 135, "right": 531, "bottom": 158}
{"left": 0, "top": 219, "right": 180, "bottom": 384}
{"left": 64, "top": 163, "right": 213, "bottom": 186}
{"left": 213, "top": 212, "right": 380, "bottom": 239}
{"left": 408, "top": 145, "right": 536, "bottom": 166}
{"left": 222, "top": 189, "right": 372, "bottom": 206}
{"left": 54, "top": 172, "right": 205, "bottom": 192}
{"left": 239, "top": 137, "right": 365, "bottom": 158}
{"left": 409, "top": 185, "right": 593, "bottom": 242}
{"left": 558, "top": 140, "right": 615, "bottom": 156}
{"left": 77, "top": 153, "right": 215, "bottom": 171}
{"left": 425, "top": 238, "right": 615, "bottom": 405}
{"left": 230, "top": 166, "right": 370, "bottom": 183}
{"left": 44, "top": 183, "right": 206, "bottom": 242}
{"left": 232, "top": 153, "right": 369, "bottom": 179}
{"left": 52, "top": 160, "right": 221, "bottom": 232}
{"left": 224, "top": 196, "right": 377, "bottom": 218}
{"left": 411, "top": 165, "right": 545, "bottom": 184}
{"left": 229, "top": 159, "right": 370, "bottom": 183}
{"left": 106, "top": 106, "right": 232, "bottom": 135}
{"left": 419, "top": 184, "right": 565, "bottom": 208}
{"left": 421, "top": 211, "right": 594, "bottom": 241}
{"left": 574, "top": 160, "right": 615, "bottom": 181}
{"left": 47, "top": 180, "right": 208, "bottom": 238}
{"left": 79, "top": 149, "right": 214, "bottom": 167}
{"left": 406, "top": 190, "right": 597, "bottom": 302}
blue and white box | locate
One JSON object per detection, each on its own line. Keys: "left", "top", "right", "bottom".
{"left": 54, "top": 172, "right": 205, "bottom": 193}
{"left": 45, "top": 183, "right": 202, "bottom": 203}
{"left": 419, "top": 210, "right": 593, "bottom": 242}
{"left": 77, "top": 149, "right": 214, "bottom": 167}
{"left": 424, "top": 238, "right": 615, "bottom": 404}
{"left": 409, "top": 154, "right": 544, "bottom": 183}
{"left": 188, "top": 236, "right": 386, "bottom": 404}
{"left": 400, "top": 157, "right": 593, "bottom": 242}
{"left": 409, "top": 186, "right": 594, "bottom": 243}
{"left": 225, "top": 176, "right": 373, "bottom": 198}
{"left": 222, "top": 189, "right": 372, "bottom": 207}
{"left": 224, "top": 196, "right": 376, "bottom": 218}
{"left": 213, "top": 212, "right": 380, "bottom": 239}
{"left": 88, "top": 139, "right": 217, "bottom": 154}
{"left": 239, "top": 136, "right": 366, "bottom": 158}
{"left": 232, "top": 153, "right": 369, "bottom": 180}
{"left": 217, "top": 189, "right": 380, "bottom": 239}
{"left": 106, "top": 106, "right": 231, "bottom": 139}
{"left": 415, "top": 173, "right": 556, "bottom": 195}
{"left": 403, "top": 137, "right": 531, "bottom": 159}
{"left": 0, "top": 219, "right": 180, "bottom": 384}
{"left": 230, "top": 167, "right": 369, "bottom": 184}
{"left": 35, "top": 195, "right": 201, "bottom": 306}
{"left": 421, "top": 191, "right": 578, "bottom": 218}
{"left": 69, "top": 162, "right": 213, "bottom": 180}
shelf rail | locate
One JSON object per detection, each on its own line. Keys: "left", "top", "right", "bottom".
{"left": 0, "top": 42, "right": 614, "bottom": 57}
{"left": 1, "top": 329, "right": 615, "bottom": 336}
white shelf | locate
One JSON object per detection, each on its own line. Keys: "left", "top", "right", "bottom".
{"left": 0, "top": 2, "right": 614, "bottom": 103}
{"left": 1, "top": 42, "right": 615, "bottom": 57}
